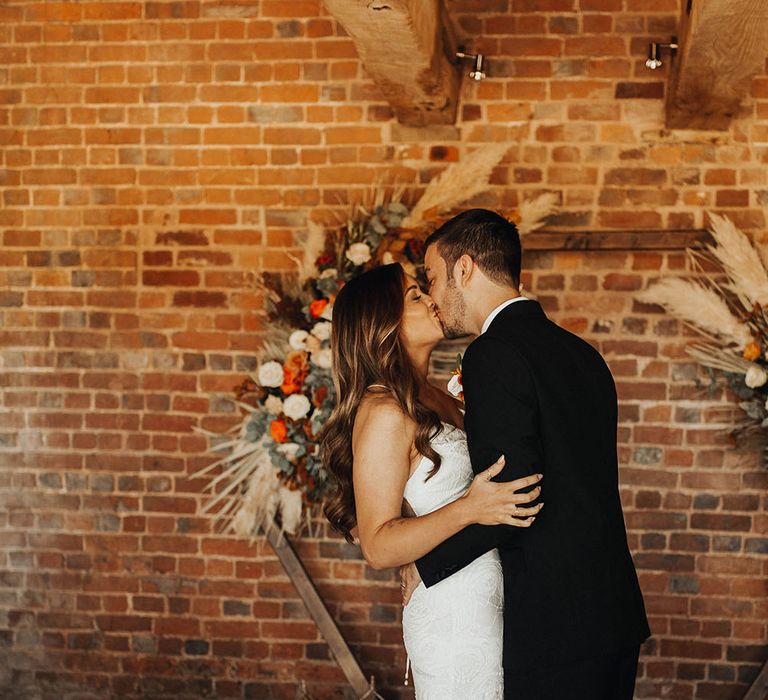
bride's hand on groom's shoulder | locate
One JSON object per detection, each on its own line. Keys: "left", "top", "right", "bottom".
{"left": 462, "top": 457, "right": 543, "bottom": 527}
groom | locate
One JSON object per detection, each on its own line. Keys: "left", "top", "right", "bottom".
{"left": 401, "top": 209, "right": 650, "bottom": 699}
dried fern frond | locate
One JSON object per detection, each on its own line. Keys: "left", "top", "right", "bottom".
{"left": 401, "top": 143, "right": 509, "bottom": 228}
{"left": 706, "top": 212, "right": 768, "bottom": 307}
{"left": 193, "top": 425, "right": 292, "bottom": 540}
{"left": 517, "top": 192, "right": 558, "bottom": 235}
{"left": 637, "top": 278, "right": 751, "bottom": 348}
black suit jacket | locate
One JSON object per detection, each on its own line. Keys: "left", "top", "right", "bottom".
{"left": 415, "top": 300, "right": 650, "bottom": 671}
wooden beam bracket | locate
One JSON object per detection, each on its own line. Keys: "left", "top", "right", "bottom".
{"left": 323, "top": 0, "right": 461, "bottom": 126}
{"left": 666, "top": 0, "right": 768, "bottom": 130}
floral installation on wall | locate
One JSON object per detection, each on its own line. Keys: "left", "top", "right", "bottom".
{"left": 638, "top": 213, "right": 768, "bottom": 453}
{"left": 194, "top": 143, "right": 558, "bottom": 540}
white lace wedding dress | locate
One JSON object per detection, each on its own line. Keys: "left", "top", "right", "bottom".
{"left": 402, "top": 422, "right": 504, "bottom": 699}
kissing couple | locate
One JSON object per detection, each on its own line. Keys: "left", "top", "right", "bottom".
{"left": 321, "top": 209, "right": 650, "bottom": 699}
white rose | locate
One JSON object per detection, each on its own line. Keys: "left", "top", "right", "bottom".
{"left": 320, "top": 268, "right": 337, "bottom": 279}
{"left": 346, "top": 242, "right": 371, "bottom": 266}
{"left": 745, "top": 365, "right": 768, "bottom": 388}
{"left": 311, "top": 321, "right": 332, "bottom": 341}
{"left": 305, "top": 334, "right": 321, "bottom": 354}
{"left": 321, "top": 303, "right": 333, "bottom": 321}
{"left": 382, "top": 252, "right": 394, "bottom": 265}
{"left": 447, "top": 374, "right": 463, "bottom": 398}
{"left": 312, "top": 348, "right": 333, "bottom": 369}
{"left": 283, "top": 393, "right": 311, "bottom": 421}
{"left": 276, "top": 442, "right": 300, "bottom": 460}
{"left": 289, "top": 330, "right": 309, "bottom": 351}
{"left": 258, "top": 361, "right": 284, "bottom": 388}
{"left": 264, "top": 395, "right": 283, "bottom": 415}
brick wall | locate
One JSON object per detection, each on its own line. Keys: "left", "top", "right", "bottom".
{"left": 0, "top": 1, "right": 766, "bottom": 698}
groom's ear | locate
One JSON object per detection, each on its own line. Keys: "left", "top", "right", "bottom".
{"left": 455, "top": 254, "right": 475, "bottom": 287}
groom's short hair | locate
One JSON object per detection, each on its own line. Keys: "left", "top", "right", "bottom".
{"left": 425, "top": 208, "right": 521, "bottom": 288}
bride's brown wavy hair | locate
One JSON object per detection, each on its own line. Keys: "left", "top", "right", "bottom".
{"left": 320, "top": 263, "right": 442, "bottom": 543}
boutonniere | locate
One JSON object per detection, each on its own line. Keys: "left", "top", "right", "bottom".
{"left": 447, "top": 353, "right": 463, "bottom": 403}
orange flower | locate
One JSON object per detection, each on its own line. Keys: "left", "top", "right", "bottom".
{"left": 743, "top": 342, "right": 761, "bottom": 361}
{"left": 309, "top": 299, "right": 328, "bottom": 318}
{"left": 270, "top": 419, "right": 287, "bottom": 443}
{"left": 282, "top": 351, "right": 309, "bottom": 394}
{"left": 313, "top": 385, "right": 328, "bottom": 407}
{"left": 281, "top": 379, "right": 301, "bottom": 395}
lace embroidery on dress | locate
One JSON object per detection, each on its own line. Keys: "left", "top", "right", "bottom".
{"left": 401, "top": 422, "right": 504, "bottom": 699}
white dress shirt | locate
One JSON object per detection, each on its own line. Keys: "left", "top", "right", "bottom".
{"left": 480, "top": 296, "right": 530, "bottom": 335}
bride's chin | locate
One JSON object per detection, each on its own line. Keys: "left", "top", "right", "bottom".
{"left": 428, "top": 328, "right": 446, "bottom": 346}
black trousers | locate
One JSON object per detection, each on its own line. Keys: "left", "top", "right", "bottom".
{"left": 504, "top": 646, "right": 640, "bottom": 700}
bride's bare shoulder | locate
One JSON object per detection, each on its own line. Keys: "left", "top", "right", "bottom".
{"left": 354, "top": 390, "right": 415, "bottom": 442}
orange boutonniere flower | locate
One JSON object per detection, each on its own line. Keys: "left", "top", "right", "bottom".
{"left": 270, "top": 419, "right": 287, "bottom": 443}
{"left": 447, "top": 353, "right": 463, "bottom": 403}
{"left": 309, "top": 299, "right": 329, "bottom": 318}
{"left": 743, "top": 341, "right": 761, "bottom": 361}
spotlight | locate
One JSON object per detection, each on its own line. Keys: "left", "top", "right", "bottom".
{"left": 645, "top": 37, "right": 678, "bottom": 70}
{"left": 455, "top": 50, "right": 486, "bottom": 81}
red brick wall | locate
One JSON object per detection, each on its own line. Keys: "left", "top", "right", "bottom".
{"left": 0, "top": 1, "right": 767, "bottom": 698}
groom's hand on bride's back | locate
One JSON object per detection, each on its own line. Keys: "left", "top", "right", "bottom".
{"left": 461, "top": 456, "right": 543, "bottom": 527}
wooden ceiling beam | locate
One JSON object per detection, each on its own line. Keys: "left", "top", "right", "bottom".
{"left": 323, "top": 0, "right": 460, "bottom": 126}
{"left": 666, "top": 0, "right": 768, "bottom": 130}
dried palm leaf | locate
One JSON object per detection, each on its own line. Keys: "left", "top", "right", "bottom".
{"left": 687, "top": 343, "right": 752, "bottom": 375}
{"left": 401, "top": 143, "right": 509, "bottom": 228}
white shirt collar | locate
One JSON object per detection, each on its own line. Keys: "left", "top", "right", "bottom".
{"left": 480, "top": 296, "right": 530, "bottom": 335}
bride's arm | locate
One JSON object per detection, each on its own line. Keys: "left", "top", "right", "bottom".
{"left": 353, "top": 399, "right": 539, "bottom": 570}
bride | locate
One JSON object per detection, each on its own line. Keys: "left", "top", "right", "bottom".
{"left": 321, "top": 263, "right": 543, "bottom": 699}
